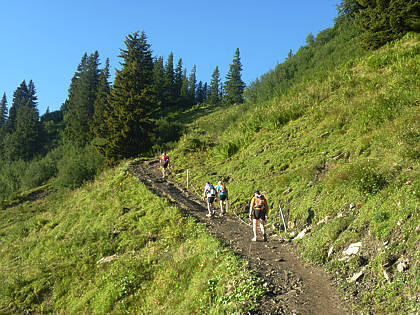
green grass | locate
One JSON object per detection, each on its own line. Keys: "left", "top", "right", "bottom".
{"left": 169, "top": 33, "right": 420, "bottom": 313}
{"left": 0, "top": 160, "right": 264, "bottom": 314}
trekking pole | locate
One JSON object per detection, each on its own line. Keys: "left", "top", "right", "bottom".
{"left": 279, "top": 205, "right": 287, "bottom": 233}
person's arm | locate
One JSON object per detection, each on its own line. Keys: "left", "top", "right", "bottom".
{"left": 264, "top": 199, "right": 269, "bottom": 219}
{"left": 249, "top": 197, "right": 254, "bottom": 219}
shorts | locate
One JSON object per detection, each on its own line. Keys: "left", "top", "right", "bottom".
{"left": 207, "top": 196, "right": 215, "bottom": 204}
{"left": 219, "top": 194, "right": 227, "bottom": 201}
{"left": 252, "top": 209, "right": 266, "bottom": 221}
{"left": 161, "top": 163, "right": 168, "bottom": 169}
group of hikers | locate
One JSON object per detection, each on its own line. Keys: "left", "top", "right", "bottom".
{"left": 160, "top": 153, "right": 269, "bottom": 242}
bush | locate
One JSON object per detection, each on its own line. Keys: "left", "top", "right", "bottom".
{"left": 0, "top": 159, "right": 27, "bottom": 201}
{"left": 21, "top": 147, "right": 62, "bottom": 190}
{"left": 350, "top": 161, "right": 387, "bottom": 195}
{"left": 55, "top": 145, "right": 104, "bottom": 189}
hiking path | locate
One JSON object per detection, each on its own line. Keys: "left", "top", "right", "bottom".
{"left": 129, "top": 159, "right": 350, "bottom": 315}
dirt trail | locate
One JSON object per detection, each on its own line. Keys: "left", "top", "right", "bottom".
{"left": 129, "top": 160, "right": 350, "bottom": 314}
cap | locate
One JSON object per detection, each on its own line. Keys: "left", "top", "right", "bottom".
{"left": 255, "top": 190, "right": 260, "bottom": 194}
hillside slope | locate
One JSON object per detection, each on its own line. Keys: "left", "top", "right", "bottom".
{"left": 0, "top": 160, "right": 264, "bottom": 313}
{"left": 169, "top": 33, "right": 420, "bottom": 313}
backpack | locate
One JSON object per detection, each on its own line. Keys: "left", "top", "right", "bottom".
{"left": 160, "top": 154, "right": 169, "bottom": 165}
{"left": 219, "top": 184, "right": 227, "bottom": 195}
{"left": 254, "top": 195, "right": 266, "bottom": 211}
{"left": 208, "top": 185, "right": 216, "bottom": 197}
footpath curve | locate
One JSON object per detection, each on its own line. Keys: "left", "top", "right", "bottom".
{"left": 129, "top": 159, "right": 350, "bottom": 314}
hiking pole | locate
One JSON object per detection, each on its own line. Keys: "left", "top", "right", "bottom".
{"left": 279, "top": 205, "right": 287, "bottom": 233}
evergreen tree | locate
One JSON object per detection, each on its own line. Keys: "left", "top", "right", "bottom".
{"left": 164, "top": 52, "right": 175, "bottom": 108}
{"left": 2, "top": 81, "right": 40, "bottom": 160}
{"left": 6, "top": 80, "right": 29, "bottom": 132}
{"left": 223, "top": 48, "right": 245, "bottom": 105}
{"left": 196, "top": 81, "right": 204, "bottom": 104}
{"left": 356, "top": 0, "right": 420, "bottom": 49}
{"left": 90, "top": 58, "right": 111, "bottom": 143}
{"left": 203, "top": 82, "right": 208, "bottom": 102}
{"left": 0, "top": 93, "right": 7, "bottom": 128}
{"left": 64, "top": 51, "right": 101, "bottom": 146}
{"left": 179, "top": 69, "right": 190, "bottom": 108}
{"left": 208, "top": 66, "right": 221, "bottom": 105}
{"left": 101, "top": 31, "right": 157, "bottom": 164}
{"left": 188, "top": 65, "right": 197, "bottom": 106}
{"left": 153, "top": 56, "right": 166, "bottom": 110}
{"left": 174, "top": 58, "right": 184, "bottom": 107}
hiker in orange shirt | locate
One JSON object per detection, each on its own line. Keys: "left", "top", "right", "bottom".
{"left": 249, "top": 190, "right": 269, "bottom": 242}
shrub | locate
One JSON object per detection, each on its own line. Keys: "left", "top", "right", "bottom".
{"left": 350, "top": 161, "right": 387, "bottom": 195}
{"left": 55, "top": 145, "right": 104, "bottom": 189}
{"left": 21, "top": 147, "right": 62, "bottom": 190}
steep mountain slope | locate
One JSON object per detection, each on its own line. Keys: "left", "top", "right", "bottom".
{"left": 169, "top": 33, "right": 420, "bottom": 313}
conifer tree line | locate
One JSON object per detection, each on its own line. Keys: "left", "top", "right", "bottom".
{"left": 0, "top": 30, "right": 245, "bottom": 166}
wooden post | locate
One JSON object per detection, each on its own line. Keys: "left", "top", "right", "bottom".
{"left": 279, "top": 205, "right": 287, "bottom": 233}
{"left": 186, "top": 169, "right": 189, "bottom": 189}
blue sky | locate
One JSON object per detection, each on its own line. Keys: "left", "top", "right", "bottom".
{"left": 0, "top": 1, "right": 340, "bottom": 115}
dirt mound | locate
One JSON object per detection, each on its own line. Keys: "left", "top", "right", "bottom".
{"left": 129, "top": 160, "right": 350, "bottom": 314}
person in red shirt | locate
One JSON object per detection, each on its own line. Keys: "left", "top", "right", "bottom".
{"left": 159, "top": 152, "right": 170, "bottom": 179}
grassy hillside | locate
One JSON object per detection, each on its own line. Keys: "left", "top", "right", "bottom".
{"left": 0, "top": 160, "right": 264, "bottom": 313}
{"left": 169, "top": 33, "right": 419, "bottom": 313}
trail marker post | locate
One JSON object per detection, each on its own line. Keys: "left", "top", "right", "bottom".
{"left": 186, "top": 169, "right": 189, "bottom": 189}
{"left": 279, "top": 205, "right": 287, "bottom": 233}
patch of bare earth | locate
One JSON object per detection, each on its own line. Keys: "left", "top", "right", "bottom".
{"left": 129, "top": 160, "right": 350, "bottom": 314}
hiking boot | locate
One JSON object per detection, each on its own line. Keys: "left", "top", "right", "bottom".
{"left": 251, "top": 237, "right": 257, "bottom": 242}
{"left": 206, "top": 213, "right": 212, "bottom": 217}
{"left": 263, "top": 234, "right": 267, "bottom": 242}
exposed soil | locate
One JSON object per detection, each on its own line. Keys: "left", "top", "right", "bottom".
{"left": 129, "top": 160, "right": 351, "bottom": 314}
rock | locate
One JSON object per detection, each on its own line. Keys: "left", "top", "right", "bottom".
{"left": 97, "top": 254, "right": 119, "bottom": 264}
{"left": 348, "top": 267, "right": 366, "bottom": 283}
{"left": 349, "top": 203, "right": 355, "bottom": 209}
{"left": 343, "top": 242, "right": 362, "bottom": 256}
{"left": 383, "top": 269, "right": 391, "bottom": 282}
{"left": 317, "top": 215, "right": 330, "bottom": 225}
{"left": 397, "top": 259, "right": 409, "bottom": 272}
{"left": 328, "top": 246, "right": 334, "bottom": 257}
{"left": 293, "top": 228, "right": 309, "bottom": 240}
{"left": 416, "top": 225, "right": 420, "bottom": 233}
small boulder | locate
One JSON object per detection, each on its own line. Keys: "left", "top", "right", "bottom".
{"left": 343, "top": 242, "right": 362, "bottom": 256}
{"left": 397, "top": 259, "right": 409, "bottom": 273}
{"left": 97, "top": 254, "right": 120, "bottom": 264}
{"left": 294, "top": 228, "right": 309, "bottom": 240}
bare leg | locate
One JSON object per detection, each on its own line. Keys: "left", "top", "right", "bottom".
{"left": 252, "top": 219, "right": 258, "bottom": 241}
{"left": 260, "top": 220, "right": 267, "bottom": 241}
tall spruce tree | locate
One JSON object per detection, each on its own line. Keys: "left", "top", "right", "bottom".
{"left": 102, "top": 31, "right": 157, "bottom": 164}
{"left": 0, "top": 93, "right": 7, "bottom": 128}
{"left": 203, "top": 82, "right": 208, "bottom": 102}
{"left": 208, "top": 66, "right": 221, "bottom": 105}
{"left": 174, "top": 58, "right": 184, "bottom": 107}
{"left": 188, "top": 65, "right": 197, "bottom": 106}
{"left": 223, "top": 48, "right": 245, "bottom": 105}
{"left": 90, "top": 58, "right": 111, "bottom": 144}
{"left": 153, "top": 56, "right": 166, "bottom": 111}
{"left": 164, "top": 52, "right": 175, "bottom": 108}
{"left": 179, "top": 69, "right": 190, "bottom": 108}
{"left": 6, "top": 80, "right": 30, "bottom": 132}
{"left": 64, "top": 51, "right": 101, "bottom": 146}
{"left": 196, "top": 81, "right": 204, "bottom": 104}
{"left": 3, "top": 81, "right": 40, "bottom": 160}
